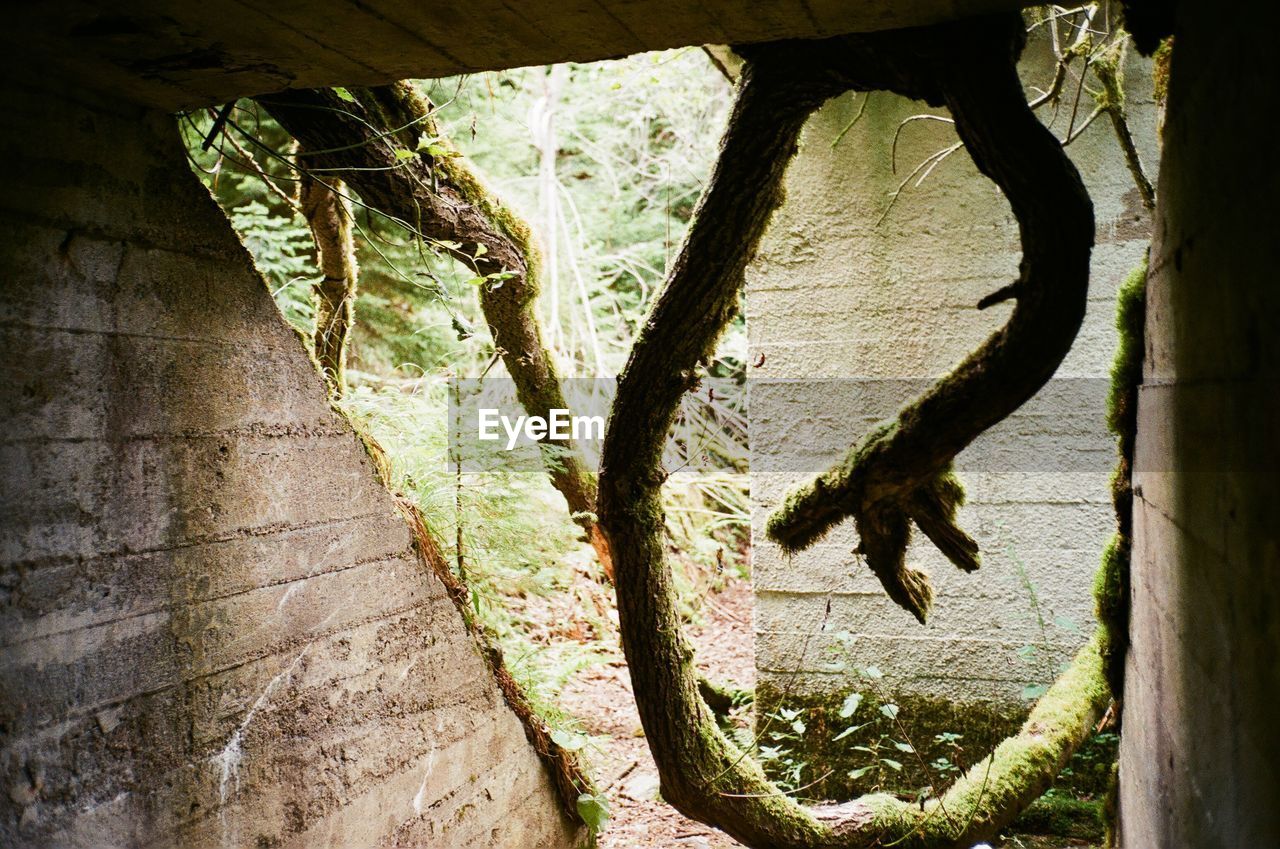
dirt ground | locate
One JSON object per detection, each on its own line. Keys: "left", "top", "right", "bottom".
{"left": 557, "top": 576, "right": 1095, "bottom": 849}
{"left": 560, "top": 576, "right": 753, "bottom": 849}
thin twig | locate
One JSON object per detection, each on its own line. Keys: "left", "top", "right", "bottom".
{"left": 830, "top": 93, "right": 872, "bottom": 149}
{"left": 890, "top": 114, "right": 955, "bottom": 174}
{"left": 218, "top": 123, "right": 303, "bottom": 215}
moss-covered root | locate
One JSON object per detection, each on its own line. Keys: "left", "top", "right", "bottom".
{"left": 766, "top": 450, "right": 976, "bottom": 624}
{"left": 810, "top": 636, "right": 1110, "bottom": 849}
{"left": 698, "top": 676, "right": 753, "bottom": 717}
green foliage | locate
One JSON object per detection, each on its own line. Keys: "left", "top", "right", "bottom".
{"left": 1012, "top": 790, "right": 1105, "bottom": 842}
{"left": 227, "top": 200, "right": 317, "bottom": 329}
{"left": 576, "top": 792, "right": 611, "bottom": 833}
{"left": 422, "top": 50, "right": 736, "bottom": 375}
{"left": 338, "top": 383, "right": 600, "bottom": 706}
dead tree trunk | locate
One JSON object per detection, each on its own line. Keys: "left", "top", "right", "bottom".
{"left": 296, "top": 156, "right": 358, "bottom": 395}
{"left": 259, "top": 84, "right": 613, "bottom": 578}
{"left": 597, "top": 14, "right": 1106, "bottom": 848}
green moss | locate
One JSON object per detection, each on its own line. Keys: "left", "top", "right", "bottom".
{"left": 1152, "top": 37, "right": 1174, "bottom": 105}
{"left": 1098, "top": 257, "right": 1146, "bottom": 703}
{"left": 1107, "top": 258, "right": 1148, "bottom": 447}
{"left": 1103, "top": 761, "right": 1121, "bottom": 847}
{"left": 1093, "top": 534, "right": 1128, "bottom": 699}
{"left": 1012, "top": 793, "right": 1104, "bottom": 841}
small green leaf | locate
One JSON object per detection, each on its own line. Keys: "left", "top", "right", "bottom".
{"left": 550, "top": 729, "right": 586, "bottom": 751}
{"left": 879, "top": 704, "right": 899, "bottom": 720}
{"left": 880, "top": 758, "right": 903, "bottom": 771}
{"left": 393, "top": 148, "right": 416, "bottom": 162}
{"left": 791, "top": 718, "right": 806, "bottom": 734}
{"left": 464, "top": 276, "right": 488, "bottom": 286}
{"left": 832, "top": 723, "right": 868, "bottom": 742}
{"left": 778, "top": 707, "right": 800, "bottom": 722}
{"left": 1054, "top": 614, "right": 1080, "bottom": 633}
{"left": 473, "top": 243, "right": 488, "bottom": 258}
{"left": 839, "top": 692, "right": 863, "bottom": 719}
{"left": 576, "top": 793, "right": 610, "bottom": 832}
{"left": 332, "top": 87, "right": 355, "bottom": 102}
{"left": 848, "top": 765, "right": 875, "bottom": 779}
{"left": 894, "top": 741, "right": 915, "bottom": 753}
{"left": 863, "top": 666, "right": 883, "bottom": 679}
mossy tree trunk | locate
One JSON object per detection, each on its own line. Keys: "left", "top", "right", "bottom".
{"left": 597, "top": 14, "right": 1107, "bottom": 848}
{"left": 296, "top": 154, "right": 358, "bottom": 395}
{"left": 260, "top": 85, "right": 613, "bottom": 578}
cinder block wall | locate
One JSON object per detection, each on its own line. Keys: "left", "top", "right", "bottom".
{"left": 0, "top": 82, "right": 579, "bottom": 848}
{"left": 746, "top": 29, "right": 1156, "bottom": 792}
{"left": 1119, "top": 6, "right": 1280, "bottom": 847}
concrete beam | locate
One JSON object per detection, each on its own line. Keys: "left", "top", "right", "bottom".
{"left": 9, "top": 0, "right": 1028, "bottom": 110}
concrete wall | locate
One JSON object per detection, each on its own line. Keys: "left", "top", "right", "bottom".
{"left": 1118, "top": 5, "right": 1280, "bottom": 847}
{"left": 746, "top": 26, "right": 1156, "bottom": 784}
{"left": 0, "top": 80, "right": 580, "bottom": 848}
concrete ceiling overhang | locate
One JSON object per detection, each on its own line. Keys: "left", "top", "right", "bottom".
{"left": 9, "top": 1, "right": 1031, "bottom": 110}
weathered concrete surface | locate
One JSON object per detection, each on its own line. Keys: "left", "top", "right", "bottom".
{"left": 1119, "top": 5, "right": 1280, "bottom": 847}
{"left": 4, "top": 1, "right": 1030, "bottom": 111}
{"left": 0, "top": 78, "right": 581, "bottom": 848}
{"left": 746, "top": 24, "right": 1156, "bottom": 775}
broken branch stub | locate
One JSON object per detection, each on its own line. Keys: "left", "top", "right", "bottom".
{"left": 598, "top": 14, "right": 1103, "bottom": 848}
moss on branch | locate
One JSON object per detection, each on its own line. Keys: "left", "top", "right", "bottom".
{"left": 597, "top": 13, "right": 1110, "bottom": 849}
{"left": 258, "top": 83, "right": 614, "bottom": 578}
{"left": 763, "top": 12, "right": 1095, "bottom": 624}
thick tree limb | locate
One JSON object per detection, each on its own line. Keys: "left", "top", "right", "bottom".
{"left": 258, "top": 84, "right": 613, "bottom": 577}
{"left": 598, "top": 14, "right": 1104, "bottom": 848}
{"left": 764, "top": 14, "right": 1095, "bottom": 624}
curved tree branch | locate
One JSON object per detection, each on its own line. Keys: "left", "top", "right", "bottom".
{"left": 598, "top": 14, "right": 1103, "bottom": 848}
{"left": 764, "top": 15, "right": 1095, "bottom": 624}
{"left": 257, "top": 84, "right": 614, "bottom": 578}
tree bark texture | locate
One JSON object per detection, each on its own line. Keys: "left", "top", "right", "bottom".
{"left": 763, "top": 15, "right": 1096, "bottom": 625}
{"left": 259, "top": 84, "right": 613, "bottom": 578}
{"left": 297, "top": 160, "right": 358, "bottom": 394}
{"left": 597, "top": 14, "right": 1105, "bottom": 848}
